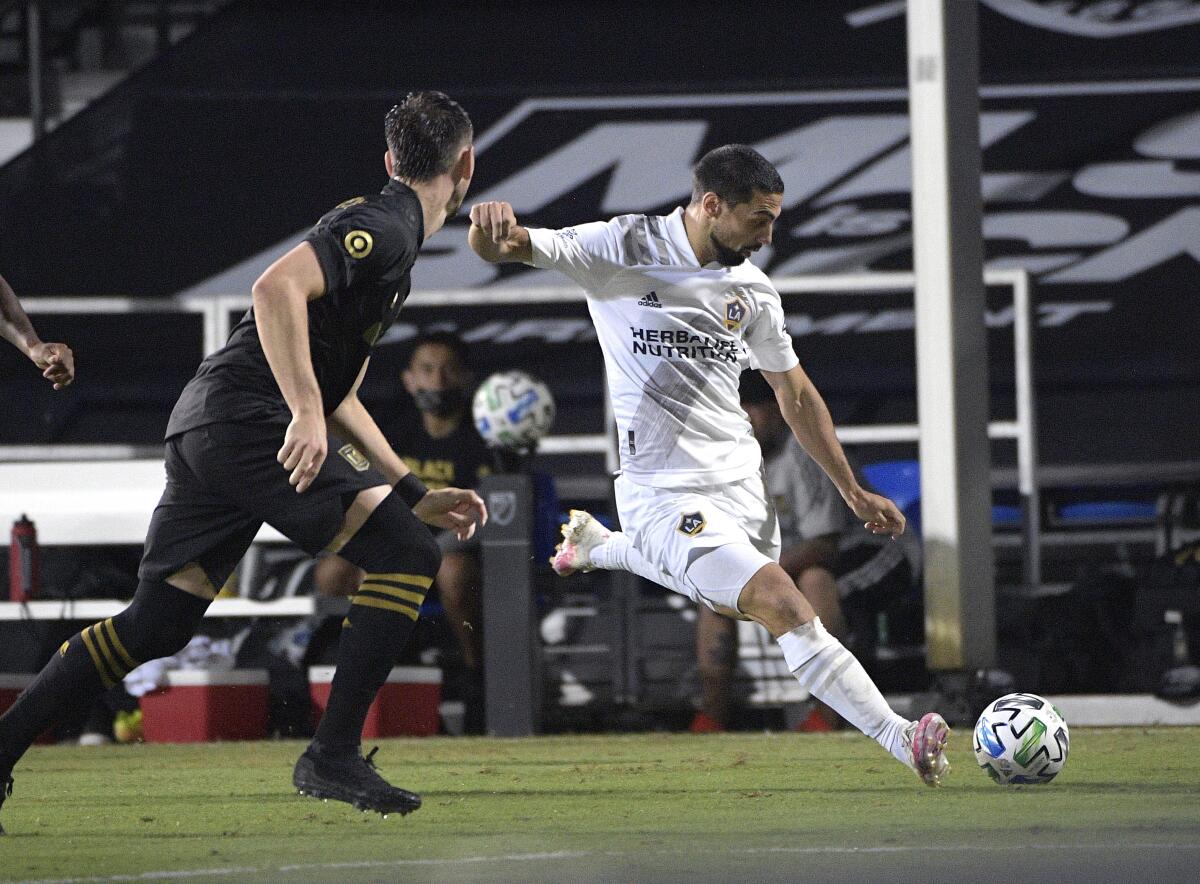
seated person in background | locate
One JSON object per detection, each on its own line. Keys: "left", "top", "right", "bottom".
{"left": 315, "top": 331, "right": 491, "bottom": 731}
{"left": 691, "top": 372, "right": 921, "bottom": 733}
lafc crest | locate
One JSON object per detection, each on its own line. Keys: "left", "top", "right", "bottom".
{"left": 677, "top": 511, "right": 706, "bottom": 537}
{"left": 724, "top": 289, "right": 750, "bottom": 331}
{"left": 337, "top": 443, "right": 370, "bottom": 472}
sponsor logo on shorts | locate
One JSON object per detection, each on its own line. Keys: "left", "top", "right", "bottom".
{"left": 337, "top": 443, "right": 371, "bottom": 472}
{"left": 677, "top": 511, "right": 706, "bottom": 537}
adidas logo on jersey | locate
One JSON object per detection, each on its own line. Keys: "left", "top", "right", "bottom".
{"left": 637, "top": 291, "right": 662, "bottom": 308}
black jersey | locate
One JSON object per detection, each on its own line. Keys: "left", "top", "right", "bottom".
{"left": 166, "top": 180, "right": 424, "bottom": 438}
{"left": 384, "top": 410, "right": 492, "bottom": 491}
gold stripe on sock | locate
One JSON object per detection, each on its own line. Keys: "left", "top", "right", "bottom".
{"left": 91, "top": 622, "right": 123, "bottom": 678}
{"left": 351, "top": 594, "right": 420, "bottom": 621}
{"left": 358, "top": 582, "right": 426, "bottom": 605}
{"left": 80, "top": 628, "right": 117, "bottom": 689}
{"left": 362, "top": 572, "right": 433, "bottom": 590}
{"left": 356, "top": 588, "right": 425, "bottom": 611}
{"left": 92, "top": 620, "right": 134, "bottom": 680}
{"left": 101, "top": 618, "right": 139, "bottom": 672}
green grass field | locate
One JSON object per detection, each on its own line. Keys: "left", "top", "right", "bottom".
{"left": 2, "top": 728, "right": 1199, "bottom": 883}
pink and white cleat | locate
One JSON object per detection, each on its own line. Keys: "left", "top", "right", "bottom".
{"left": 550, "top": 509, "right": 610, "bottom": 576}
{"left": 905, "top": 712, "right": 951, "bottom": 787}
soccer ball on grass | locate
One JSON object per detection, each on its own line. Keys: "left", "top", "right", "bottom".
{"left": 472, "top": 370, "right": 556, "bottom": 450}
{"left": 973, "top": 692, "right": 1070, "bottom": 785}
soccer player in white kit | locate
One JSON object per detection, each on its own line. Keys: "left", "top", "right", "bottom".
{"left": 467, "top": 144, "right": 949, "bottom": 786}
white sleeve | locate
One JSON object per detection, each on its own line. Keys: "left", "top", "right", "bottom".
{"left": 745, "top": 285, "right": 799, "bottom": 373}
{"left": 526, "top": 220, "right": 623, "bottom": 294}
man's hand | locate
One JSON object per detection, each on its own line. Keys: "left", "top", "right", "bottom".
{"left": 278, "top": 411, "right": 327, "bottom": 493}
{"left": 469, "top": 201, "right": 517, "bottom": 244}
{"left": 30, "top": 342, "right": 74, "bottom": 390}
{"left": 413, "top": 487, "right": 489, "bottom": 541}
{"left": 847, "top": 489, "right": 906, "bottom": 538}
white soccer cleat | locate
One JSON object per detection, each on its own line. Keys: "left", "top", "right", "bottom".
{"left": 550, "top": 509, "right": 610, "bottom": 576}
{"left": 904, "top": 711, "right": 951, "bottom": 787}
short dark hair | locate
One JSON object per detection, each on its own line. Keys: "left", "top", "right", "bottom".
{"left": 385, "top": 91, "right": 473, "bottom": 183}
{"left": 408, "top": 330, "right": 471, "bottom": 369}
{"left": 691, "top": 144, "right": 784, "bottom": 206}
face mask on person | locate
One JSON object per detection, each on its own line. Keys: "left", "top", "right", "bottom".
{"left": 412, "top": 387, "right": 466, "bottom": 417}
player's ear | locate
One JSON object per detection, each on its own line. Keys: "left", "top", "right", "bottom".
{"left": 384, "top": 149, "right": 396, "bottom": 178}
{"left": 452, "top": 143, "right": 475, "bottom": 185}
{"left": 702, "top": 191, "right": 723, "bottom": 219}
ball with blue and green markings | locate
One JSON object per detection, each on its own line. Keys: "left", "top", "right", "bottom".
{"left": 472, "top": 370, "right": 556, "bottom": 450}
{"left": 974, "top": 692, "right": 1070, "bottom": 785}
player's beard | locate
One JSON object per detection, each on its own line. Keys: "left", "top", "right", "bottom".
{"left": 708, "top": 230, "right": 755, "bottom": 267}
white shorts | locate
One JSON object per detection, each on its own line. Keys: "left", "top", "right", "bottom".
{"left": 614, "top": 470, "right": 780, "bottom": 614}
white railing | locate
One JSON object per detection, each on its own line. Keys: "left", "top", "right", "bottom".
{"left": 2, "top": 270, "right": 1037, "bottom": 620}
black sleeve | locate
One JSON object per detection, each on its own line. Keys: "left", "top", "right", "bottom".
{"left": 304, "top": 200, "right": 418, "bottom": 295}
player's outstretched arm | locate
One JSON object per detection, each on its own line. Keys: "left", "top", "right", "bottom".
{"left": 1, "top": 272, "right": 74, "bottom": 389}
{"left": 467, "top": 201, "right": 532, "bottom": 264}
{"left": 253, "top": 243, "right": 328, "bottom": 493}
{"left": 763, "top": 365, "right": 906, "bottom": 538}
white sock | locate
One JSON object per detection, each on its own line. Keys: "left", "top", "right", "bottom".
{"left": 590, "top": 531, "right": 691, "bottom": 595}
{"left": 777, "top": 618, "right": 911, "bottom": 766}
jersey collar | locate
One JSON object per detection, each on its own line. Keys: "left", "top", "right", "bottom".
{"left": 382, "top": 177, "right": 426, "bottom": 243}
{"left": 664, "top": 206, "right": 726, "bottom": 271}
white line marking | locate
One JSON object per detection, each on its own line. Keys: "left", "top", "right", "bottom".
{"left": 17, "top": 842, "right": 1200, "bottom": 883}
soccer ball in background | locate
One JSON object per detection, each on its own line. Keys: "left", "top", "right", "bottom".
{"left": 472, "top": 370, "right": 556, "bottom": 450}
{"left": 973, "top": 692, "right": 1070, "bottom": 785}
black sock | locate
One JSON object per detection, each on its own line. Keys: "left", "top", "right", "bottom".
{"left": 1, "top": 581, "right": 208, "bottom": 770}
{"left": 311, "top": 572, "right": 428, "bottom": 753}
{"left": 0, "top": 620, "right": 129, "bottom": 765}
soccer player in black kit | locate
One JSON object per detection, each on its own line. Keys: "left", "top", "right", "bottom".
{"left": 0, "top": 91, "right": 484, "bottom": 829}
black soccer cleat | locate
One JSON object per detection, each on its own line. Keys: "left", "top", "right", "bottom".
{"left": 293, "top": 745, "right": 421, "bottom": 817}
{"left": 0, "top": 772, "right": 13, "bottom": 836}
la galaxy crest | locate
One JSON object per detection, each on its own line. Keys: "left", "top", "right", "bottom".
{"left": 724, "top": 289, "right": 750, "bottom": 331}
{"left": 677, "top": 511, "right": 706, "bottom": 537}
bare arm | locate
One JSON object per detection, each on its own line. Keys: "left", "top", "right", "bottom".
{"left": 327, "top": 359, "right": 410, "bottom": 486}
{"left": 762, "top": 365, "right": 905, "bottom": 537}
{"left": 1, "top": 273, "right": 74, "bottom": 389}
{"left": 252, "top": 242, "right": 328, "bottom": 492}
{"left": 468, "top": 201, "right": 532, "bottom": 264}
{"left": 328, "top": 362, "right": 488, "bottom": 539}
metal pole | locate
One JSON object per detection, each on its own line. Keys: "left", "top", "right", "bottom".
{"left": 907, "top": 0, "right": 996, "bottom": 671}
{"left": 27, "top": 1, "right": 45, "bottom": 141}
{"left": 1011, "top": 270, "right": 1042, "bottom": 591}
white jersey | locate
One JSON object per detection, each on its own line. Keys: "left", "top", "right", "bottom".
{"left": 528, "top": 208, "right": 798, "bottom": 489}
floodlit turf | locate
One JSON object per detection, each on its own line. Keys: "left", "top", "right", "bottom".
{"left": 2, "top": 728, "right": 1199, "bottom": 883}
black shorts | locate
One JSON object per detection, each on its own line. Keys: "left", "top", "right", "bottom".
{"left": 139, "top": 421, "right": 389, "bottom": 588}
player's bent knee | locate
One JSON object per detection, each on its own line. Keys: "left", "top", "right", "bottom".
{"left": 338, "top": 491, "right": 442, "bottom": 582}
{"left": 738, "top": 570, "right": 814, "bottom": 635}
{"left": 108, "top": 578, "right": 212, "bottom": 665}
